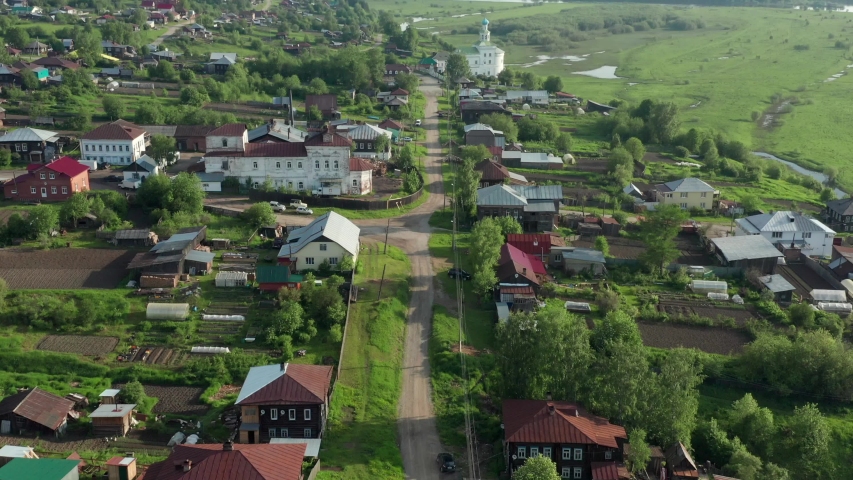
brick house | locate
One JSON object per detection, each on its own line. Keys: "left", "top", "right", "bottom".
{"left": 503, "top": 399, "right": 628, "bottom": 480}
{"left": 3, "top": 156, "right": 89, "bottom": 201}
{"left": 236, "top": 363, "right": 333, "bottom": 444}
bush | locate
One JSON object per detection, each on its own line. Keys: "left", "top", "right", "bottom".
{"left": 120, "top": 380, "right": 147, "bottom": 404}
{"left": 674, "top": 146, "right": 690, "bottom": 158}
{"left": 595, "top": 290, "right": 620, "bottom": 314}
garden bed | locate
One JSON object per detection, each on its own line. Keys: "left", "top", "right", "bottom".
{"left": 37, "top": 335, "right": 119, "bottom": 356}
{"left": 638, "top": 322, "right": 750, "bottom": 355}
{"left": 114, "top": 384, "right": 208, "bottom": 416}
{"left": 0, "top": 248, "right": 135, "bottom": 289}
{"left": 657, "top": 299, "right": 756, "bottom": 325}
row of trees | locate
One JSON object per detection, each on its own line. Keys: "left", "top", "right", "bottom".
{"left": 135, "top": 172, "right": 206, "bottom": 216}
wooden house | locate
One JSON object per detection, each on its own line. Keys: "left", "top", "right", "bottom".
{"left": 665, "top": 442, "right": 700, "bottom": 480}
{"left": 0, "top": 388, "right": 75, "bottom": 437}
{"left": 105, "top": 456, "right": 136, "bottom": 480}
{"left": 256, "top": 265, "right": 303, "bottom": 291}
{"left": 89, "top": 404, "right": 135, "bottom": 437}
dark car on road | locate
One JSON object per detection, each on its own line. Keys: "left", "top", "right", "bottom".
{"left": 104, "top": 175, "right": 122, "bottom": 182}
{"left": 436, "top": 453, "right": 456, "bottom": 473}
{"left": 448, "top": 268, "right": 471, "bottom": 280}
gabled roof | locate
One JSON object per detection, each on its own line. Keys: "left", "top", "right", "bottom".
{"left": 0, "top": 127, "right": 58, "bottom": 143}
{"left": 711, "top": 235, "right": 783, "bottom": 262}
{"left": 464, "top": 123, "right": 502, "bottom": 134}
{"left": 502, "top": 400, "right": 627, "bottom": 448}
{"left": 346, "top": 124, "right": 391, "bottom": 141}
{"left": 378, "top": 119, "right": 403, "bottom": 130}
{"left": 460, "top": 100, "right": 508, "bottom": 113}
{"left": 247, "top": 121, "right": 308, "bottom": 143}
{"left": 499, "top": 243, "right": 545, "bottom": 282}
{"left": 278, "top": 211, "right": 360, "bottom": 258}
{"left": 143, "top": 443, "right": 306, "bottom": 480}
{"left": 32, "top": 57, "right": 79, "bottom": 69}
{"left": 43, "top": 156, "right": 88, "bottom": 178}
{"left": 305, "top": 94, "right": 338, "bottom": 112}
{"left": 208, "top": 56, "right": 236, "bottom": 65}
{"left": 506, "top": 233, "right": 565, "bottom": 255}
{"left": 208, "top": 123, "right": 247, "bottom": 136}
{"left": 82, "top": 120, "right": 145, "bottom": 140}
{"left": 0, "top": 458, "right": 80, "bottom": 480}
{"left": 826, "top": 198, "right": 853, "bottom": 216}
{"left": 255, "top": 265, "right": 303, "bottom": 284}
{"left": 390, "top": 88, "right": 409, "bottom": 96}
{"left": 349, "top": 157, "right": 374, "bottom": 172}
{"left": 735, "top": 211, "right": 834, "bottom": 234}
{"left": 511, "top": 185, "right": 563, "bottom": 200}
{"left": 477, "top": 184, "right": 528, "bottom": 206}
{"left": 0, "top": 388, "right": 74, "bottom": 431}
{"left": 474, "top": 160, "right": 527, "bottom": 184}
{"left": 236, "top": 363, "right": 333, "bottom": 405}
{"left": 304, "top": 131, "right": 352, "bottom": 147}
{"left": 655, "top": 177, "right": 716, "bottom": 193}
{"left": 209, "top": 53, "right": 237, "bottom": 63}
{"left": 758, "top": 274, "right": 796, "bottom": 293}
{"left": 665, "top": 442, "right": 698, "bottom": 476}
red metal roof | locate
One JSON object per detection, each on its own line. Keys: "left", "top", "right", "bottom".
{"left": 237, "top": 364, "right": 333, "bottom": 406}
{"left": 499, "top": 244, "right": 546, "bottom": 281}
{"left": 591, "top": 462, "right": 621, "bottom": 480}
{"left": 390, "top": 88, "right": 409, "bottom": 96}
{"left": 106, "top": 457, "right": 135, "bottom": 466}
{"left": 378, "top": 119, "right": 403, "bottom": 130}
{"left": 600, "top": 217, "right": 620, "bottom": 225}
{"left": 349, "top": 157, "right": 374, "bottom": 171}
{"left": 499, "top": 286, "right": 534, "bottom": 295}
{"left": 506, "top": 234, "right": 564, "bottom": 256}
{"left": 82, "top": 121, "right": 145, "bottom": 140}
{"left": 46, "top": 156, "right": 89, "bottom": 178}
{"left": 0, "top": 388, "right": 75, "bottom": 431}
{"left": 475, "top": 159, "right": 510, "bottom": 182}
{"left": 208, "top": 123, "right": 247, "bottom": 136}
{"left": 502, "top": 400, "right": 627, "bottom": 448}
{"left": 143, "top": 443, "right": 306, "bottom": 480}
{"left": 203, "top": 143, "right": 308, "bottom": 158}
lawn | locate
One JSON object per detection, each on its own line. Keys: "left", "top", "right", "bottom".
{"left": 317, "top": 243, "right": 411, "bottom": 480}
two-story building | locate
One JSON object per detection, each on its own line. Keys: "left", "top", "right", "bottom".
{"left": 236, "top": 363, "right": 334, "bottom": 444}
{"left": 3, "top": 156, "right": 89, "bottom": 202}
{"left": 503, "top": 399, "right": 628, "bottom": 480}
{"left": 202, "top": 125, "right": 369, "bottom": 195}
{"left": 824, "top": 197, "right": 853, "bottom": 232}
{"left": 475, "top": 159, "right": 527, "bottom": 187}
{"left": 735, "top": 210, "right": 836, "bottom": 258}
{"left": 206, "top": 53, "right": 236, "bottom": 74}
{"left": 81, "top": 120, "right": 147, "bottom": 165}
{"left": 277, "top": 211, "right": 360, "bottom": 271}
{"left": 346, "top": 124, "right": 392, "bottom": 161}
{"left": 652, "top": 177, "right": 719, "bottom": 211}
{"left": 101, "top": 40, "right": 136, "bottom": 58}
{"left": 477, "top": 184, "right": 562, "bottom": 232}
{"left": 0, "top": 127, "right": 61, "bottom": 163}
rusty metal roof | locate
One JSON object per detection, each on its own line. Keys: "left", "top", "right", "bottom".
{"left": 502, "top": 400, "right": 626, "bottom": 448}
{"left": 143, "top": 443, "right": 306, "bottom": 480}
{"left": 0, "top": 388, "right": 74, "bottom": 431}
{"left": 236, "top": 363, "right": 333, "bottom": 406}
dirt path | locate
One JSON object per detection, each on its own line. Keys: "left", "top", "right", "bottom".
{"left": 151, "top": 19, "right": 192, "bottom": 47}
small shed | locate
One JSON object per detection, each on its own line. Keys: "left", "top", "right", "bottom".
{"left": 185, "top": 250, "right": 214, "bottom": 275}
{"left": 112, "top": 229, "right": 158, "bottom": 247}
{"left": 211, "top": 238, "right": 231, "bottom": 250}
{"left": 564, "top": 301, "right": 592, "bottom": 312}
{"left": 817, "top": 302, "right": 853, "bottom": 314}
{"left": 89, "top": 404, "right": 136, "bottom": 437}
{"left": 190, "top": 346, "right": 231, "bottom": 354}
{"left": 99, "top": 389, "right": 120, "bottom": 405}
{"left": 689, "top": 280, "right": 728, "bottom": 295}
{"left": 215, "top": 271, "right": 248, "bottom": 287}
{"left": 0, "top": 446, "right": 37, "bottom": 467}
{"left": 758, "top": 274, "right": 796, "bottom": 303}
{"left": 106, "top": 456, "right": 136, "bottom": 480}
{"left": 146, "top": 303, "right": 190, "bottom": 321}
{"left": 256, "top": 265, "right": 304, "bottom": 291}
{"left": 599, "top": 217, "right": 622, "bottom": 236}
{"left": 810, "top": 289, "right": 847, "bottom": 303}
{"left": 258, "top": 224, "right": 284, "bottom": 239}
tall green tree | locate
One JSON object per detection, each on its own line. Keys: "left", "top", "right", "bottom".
{"left": 638, "top": 204, "right": 689, "bottom": 273}
{"left": 456, "top": 159, "right": 481, "bottom": 220}
{"left": 60, "top": 193, "right": 91, "bottom": 228}
{"left": 587, "top": 340, "right": 650, "bottom": 426}
{"left": 624, "top": 137, "right": 646, "bottom": 162}
{"left": 102, "top": 95, "right": 126, "bottom": 120}
{"left": 470, "top": 217, "right": 502, "bottom": 299}
{"left": 169, "top": 172, "right": 205, "bottom": 214}
{"left": 593, "top": 236, "right": 610, "bottom": 258}
{"left": 512, "top": 454, "right": 560, "bottom": 480}
{"left": 480, "top": 113, "right": 518, "bottom": 143}
{"left": 148, "top": 134, "right": 177, "bottom": 165}
{"left": 495, "top": 216, "right": 522, "bottom": 237}
{"left": 135, "top": 174, "right": 173, "bottom": 211}
{"left": 28, "top": 205, "right": 59, "bottom": 238}
{"left": 626, "top": 429, "right": 652, "bottom": 475}
{"left": 591, "top": 311, "right": 641, "bottom": 354}
{"left": 446, "top": 53, "right": 471, "bottom": 81}
{"left": 726, "top": 393, "right": 776, "bottom": 459}
{"left": 647, "top": 102, "right": 680, "bottom": 144}
{"left": 554, "top": 133, "right": 572, "bottom": 153}
{"left": 542, "top": 75, "right": 563, "bottom": 94}
{"left": 243, "top": 202, "right": 277, "bottom": 229}
{"left": 786, "top": 403, "right": 831, "bottom": 478}
{"left": 644, "top": 348, "right": 703, "bottom": 447}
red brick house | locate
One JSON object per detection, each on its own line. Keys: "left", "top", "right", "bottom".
{"left": 503, "top": 399, "right": 628, "bottom": 480}
{"left": 3, "top": 156, "right": 89, "bottom": 202}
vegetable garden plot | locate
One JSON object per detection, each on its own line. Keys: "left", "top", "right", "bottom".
{"left": 37, "top": 335, "right": 119, "bottom": 356}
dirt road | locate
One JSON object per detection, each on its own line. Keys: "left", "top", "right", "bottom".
{"left": 151, "top": 19, "right": 192, "bottom": 47}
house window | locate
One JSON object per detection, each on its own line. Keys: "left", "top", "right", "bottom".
{"left": 14, "top": 144, "right": 20, "bottom": 152}
{"left": 334, "top": 160, "right": 339, "bottom": 169}
{"left": 276, "top": 162, "right": 281, "bottom": 169}
{"left": 315, "top": 160, "right": 320, "bottom": 169}
{"left": 298, "top": 162, "right": 303, "bottom": 169}
{"left": 280, "top": 428, "right": 289, "bottom": 438}
{"left": 126, "top": 145, "right": 130, "bottom": 151}
{"left": 561, "top": 468, "right": 570, "bottom": 479}
{"left": 288, "top": 182, "right": 293, "bottom": 189}
{"left": 329, "top": 257, "right": 338, "bottom": 265}
{"left": 700, "top": 203, "right": 706, "bottom": 208}
{"left": 253, "top": 162, "right": 258, "bottom": 169}
{"left": 85, "top": 145, "right": 89, "bottom": 151}
{"left": 320, "top": 244, "right": 327, "bottom": 251}
{"left": 99, "top": 145, "right": 103, "bottom": 151}
{"left": 112, "top": 145, "right": 116, "bottom": 151}
{"left": 772, "top": 232, "right": 783, "bottom": 238}
{"left": 269, "top": 428, "right": 277, "bottom": 438}
{"left": 30, "top": 187, "right": 36, "bottom": 194}
{"left": 324, "top": 160, "right": 330, "bottom": 169}
{"left": 530, "top": 447, "right": 539, "bottom": 457}
{"left": 40, "top": 173, "right": 45, "bottom": 179}
{"left": 680, "top": 203, "right": 688, "bottom": 209}
{"left": 287, "top": 161, "right": 292, "bottom": 168}
{"left": 305, "top": 257, "right": 315, "bottom": 265}
{"left": 680, "top": 192, "right": 688, "bottom": 198}
{"left": 304, "top": 428, "right": 312, "bottom": 437}
{"left": 288, "top": 409, "right": 296, "bottom": 420}
{"left": 517, "top": 447, "right": 526, "bottom": 459}
{"left": 574, "top": 468, "right": 582, "bottom": 479}
{"left": 353, "top": 179, "right": 358, "bottom": 187}
{"left": 803, "top": 232, "right": 812, "bottom": 239}
{"left": 10, "top": 189, "right": 15, "bottom": 194}
{"left": 358, "top": 143, "right": 364, "bottom": 150}
{"left": 543, "top": 447, "right": 552, "bottom": 458}
{"left": 222, "top": 138, "right": 228, "bottom": 147}
{"left": 51, "top": 186, "right": 56, "bottom": 194}
{"left": 701, "top": 192, "right": 707, "bottom": 197}
{"left": 605, "top": 450, "right": 612, "bottom": 460}
{"left": 304, "top": 409, "right": 311, "bottom": 420}
{"left": 562, "top": 448, "right": 571, "bottom": 460}
{"left": 573, "top": 449, "right": 582, "bottom": 461}
{"left": 270, "top": 409, "right": 278, "bottom": 420}
{"left": 298, "top": 182, "right": 304, "bottom": 189}
{"left": 49, "top": 173, "right": 55, "bottom": 179}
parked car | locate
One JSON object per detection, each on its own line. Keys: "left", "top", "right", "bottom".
{"left": 295, "top": 206, "right": 314, "bottom": 215}
{"left": 415, "top": 119, "right": 422, "bottom": 126}
{"left": 448, "top": 268, "right": 471, "bottom": 280}
{"left": 104, "top": 175, "right": 122, "bottom": 182}
{"left": 269, "top": 201, "right": 286, "bottom": 212}
{"left": 401, "top": 136, "right": 413, "bottom": 142}
{"left": 119, "top": 179, "right": 140, "bottom": 190}
{"left": 436, "top": 453, "right": 456, "bottom": 473}
{"left": 289, "top": 200, "right": 308, "bottom": 209}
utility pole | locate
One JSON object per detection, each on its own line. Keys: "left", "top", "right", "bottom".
{"left": 377, "top": 264, "right": 387, "bottom": 300}
{"left": 384, "top": 218, "right": 390, "bottom": 254}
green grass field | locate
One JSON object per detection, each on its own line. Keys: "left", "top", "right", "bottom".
{"left": 318, "top": 243, "right": 411, "bottom": 480}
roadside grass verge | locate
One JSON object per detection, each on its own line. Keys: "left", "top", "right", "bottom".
{"left": 318, "top": 243, "right": 411, "bottom": 480}
{"left": 310, "top": 188, "right": 430, "bottom": 221}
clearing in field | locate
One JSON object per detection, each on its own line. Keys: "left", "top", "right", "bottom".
{"left": 638, "top": 322, "right": 750, "bottom": 355}
{"left": 0, "top": 249, "right": 135, "bottom": 289}
{"left": 37, "top": 335, "right": 119, "bottom": 356}
{"left": 114, "top": 384, "right": 208, "bottom": 416}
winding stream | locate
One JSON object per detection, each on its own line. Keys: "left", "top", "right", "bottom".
{"left": 753, "top": 152, "right": 846, "bottom": 198}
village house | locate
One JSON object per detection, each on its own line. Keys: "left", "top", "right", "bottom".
{"left": 461, "top": 100, "right": 510, "bottom": 124}
{"left": 465, "top": 123, "right": 506, "bottom": 148}
{"left": 121, "top": 155, "right": 159, "bottom": 182}
{"left": 653, "top": 177, "right": 719, "bottom": 211}
{"left": 385, "top": 63, "right": 413, "bottom": 76}
{"left": 376, "top": 88, "right": 409, "bottom": 104}
{"left": 507, "top": 233, "right": 565, "bottom": 263}
{"left": 127, "top": 226, "right": 209, "bottom": 274}
{"left": 346, "top": 124, "right": 392, "bottom": 160}
{"left": 348, "top": 157, "right": 374, "bottom": 194}
{"left": 305, "top": 94, "right": 339, "bottom": 119}
{"left": 2, "top": 156, "right": 89, "bottom": 202}
{"left": 183, "top": 23, "right": 210, "bottom": 37}
{"left": 501, "top": 151, "right": 564, "bottom": 170}
{"left": 101, "top": 41, "right": 135, "bottom": 58}
{"left": 0, "top": 388, "right": 75, "bottom": 437}
{"left": 81, "top": 120, "right": 147, "bottom": 166}
{"left": 236, "top": 363, "right": 334, "bottom": 443}
{"left": 496, "top": 243, "right": 546, "bottom": 298}
{"left": 735, "top": 210, "right": 835, "bottom": 258}
{"left": 277, "top": 211, "right": 360, "bottom": 271}
{"left": 757, "top": 274, "right": 796, "bottom": 303}
{"left": 504, "top": 90, "right": 549, "bottom": 106}
{"left": 89, "top": 404, "right": 136, "bottom": 437}
{"left": 824, "top": 197, "right": 853, "bottom": 232}
{"left": 666, "top": 442, "right": 700, "bottom": 480}
{"left": 477, "top": 184, "right": 562, "bottom": 232}
{"left": 248, "top": 120, "right": 308, "bottom": 144}
{"left": 503, "top": 399, "right": 628, "bottom": 480}
{"left": 144, "top": 442, "right": 308, "bottom": 480}
{"left": 22, "top": 41, "right": 48, "bottom": 56}
{"left": 31, "top": 57, "right": 79, "bottom": 72}
{"left": 710, "top": 235, "right": 784, "bottom": 274}
{"left": 206, "top": 53, "right": 237, "bottom": 74}
{"left": 255, "top": 265, "right": 304, "bottom": 291}
{"left": 475, "top": 160, "right": 528, "bottom": 188}
{"left": 0, "top": 127, "right": 61, "bottom": 163}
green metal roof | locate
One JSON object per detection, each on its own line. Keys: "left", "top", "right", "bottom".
{"left": 457, "top": 46, "right": 479, "bottom": 55}
{"left": 0, "top": 459, "right": 79, "bottom": 480}
{"left": 256, "top": 265, "right": 303, "bottom": 284}
{"left": 419, "top": 57, "right": 437, "bottom": 65}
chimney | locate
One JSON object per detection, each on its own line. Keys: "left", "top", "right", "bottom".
{"left": 280, "top": 362, "right": 288, "bottom": 372}
{"left": 522, "top": 268, "right": 527, "bottom": 275}
{"left": 182, "top": 460, "right": 192, "bottom": 472}
{"left": 223, "top": 441, "right": 233, "bottom": 452}
{"left": 546, "top": 391, "right": 552, "bottom": 401}
{"left": 574, "top": 409, "right": 579, "bottom": 417}
{"left": 548, "top": 405, "right": 555, "bottom": 416}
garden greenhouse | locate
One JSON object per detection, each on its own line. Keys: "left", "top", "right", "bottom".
{"left": 817, "top": 302, "right": 853, "bottom": 314}
{"left": 689, "top": 280, "right": 728, "bottom": 294}
{"left": 215, "top": 271, "right": 248, "bottom": 287}
{"left": 146, "top": 303, "right": 190, "bottom": 321}
{"left": 564, "top": 301, "right": 592, "bottom": 312}
{"left": 190, "top": 346, "right": 231, "bottom": 354}
{"left": 810, "top": 289, "right": 847, "bottom": 303}
{"left": 707, "top": 292, "right": 730, "bottom": 301}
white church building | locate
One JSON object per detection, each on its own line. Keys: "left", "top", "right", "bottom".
{"left": 458, "top": 18, "right": 505, "bottom": 77}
